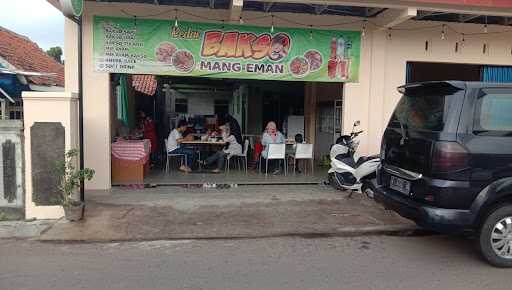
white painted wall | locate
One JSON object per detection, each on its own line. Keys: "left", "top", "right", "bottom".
{"left": 171, "top": 90, "right": 231, "bottom": 116}
{"left": 22, "top": 92, "right": 79, "bottom": 220}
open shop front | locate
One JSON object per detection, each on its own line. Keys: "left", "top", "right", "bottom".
{"left": 96, "top": 16, "right": 359, "bottom": 186}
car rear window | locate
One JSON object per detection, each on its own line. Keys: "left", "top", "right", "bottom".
{"left": 389, "top": 85, "right": 460, "bottom": 132}
{"left": 475, "top": 89, "right": 512, "bottom": 133}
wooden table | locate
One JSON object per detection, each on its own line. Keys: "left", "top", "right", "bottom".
{"left": 181, "top": 140, "right": 226, "bottom": 167}
{"left": 111, "top": 139, "right": 151, "bottom": 184}
{"left": 181, "top": 140, "right": 226, "bottom": 146}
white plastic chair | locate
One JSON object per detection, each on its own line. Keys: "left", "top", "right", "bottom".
{"left": 259, "top": 143, "right": 287, "bottom": 176}
{"left": 164, "top": 139, "right": 188, "bottom": 173}
{"left": 290, "top": 143, "right": 314, "bottom": 175}
{"left": 226, "top": 139, "right": 250, "bottom": 173}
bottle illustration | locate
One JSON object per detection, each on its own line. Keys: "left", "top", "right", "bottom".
{"left": 328, "top": 38, "right": 337, "bottom": 79}
{"left": 337, "top": 36, "right": 351, "bottom": 80}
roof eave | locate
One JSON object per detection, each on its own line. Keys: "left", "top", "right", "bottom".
{"left": 46, "top": 0, "right": 62, "bottom": 12}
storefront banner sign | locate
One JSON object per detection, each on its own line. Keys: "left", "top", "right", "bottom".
{"left": 93, "top": 16, "right": 361, "bottom": 82}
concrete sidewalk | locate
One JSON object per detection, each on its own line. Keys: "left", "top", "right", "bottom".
{"left": 37, "top": 185, "right": 416, "bottom": 242}
{"left": 0, "top": 220, "right": 55, "bottom": 239}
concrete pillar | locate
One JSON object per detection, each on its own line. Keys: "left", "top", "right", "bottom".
{"left": 366, "top": 31, "right": 389, "bottom": 155}
{"left": 64, "top": 12, "right": 111, "bottom": 190}
{"left": 304, "top": 82, "right": 317, "bottom": 144}
{"left": 22, "top": 92, "right": 79, "bottom": 220}
{"left": 343, "top": 29, "right": 380, "bottom": 155}
{"left": 64, "top": 17, "right": 79, "bottom": 94}
{"left": 82, "top": 12, "right": 111, "bottom": 190}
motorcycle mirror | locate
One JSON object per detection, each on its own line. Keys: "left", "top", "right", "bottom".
{"left": 354, "top": 121, "right": 361, "bottom": 127}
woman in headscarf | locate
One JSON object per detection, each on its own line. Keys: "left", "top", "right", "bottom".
{"left": 261, "top": 121, "right": 285, "bottom": 174}
{"left": 219, "top": 114, "right": 243, "bottom": 146}
{"left": 203, "top": 123, "right": 242, "bottom": 173}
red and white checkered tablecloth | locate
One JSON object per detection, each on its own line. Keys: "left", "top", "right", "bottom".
{"left": 111, "top": 139, "right": 151, "bottom": 163}
{"left": 132, "top": 75, "right": 157, "bottom": 96}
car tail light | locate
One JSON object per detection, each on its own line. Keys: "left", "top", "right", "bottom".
{"left": 424, "top": 194, "right": 435, "bottom": 203}
{"left": 431, "top": 142, "right": 470, "bottom": 173}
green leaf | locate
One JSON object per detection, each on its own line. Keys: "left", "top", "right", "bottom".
{"left": 55, "top": 149, "right": 95, "bottom": 204}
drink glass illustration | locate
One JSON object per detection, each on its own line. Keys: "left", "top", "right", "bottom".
{"left": 338, "top": 58, "right": 350, "bottom": 79}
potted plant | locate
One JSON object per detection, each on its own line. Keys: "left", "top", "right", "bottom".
{"left": 56, "top": 149, "right": 95, "bottom": 221}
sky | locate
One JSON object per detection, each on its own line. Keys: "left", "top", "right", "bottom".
{"left": 0, "top": 0, "right": 64, "bottom": 51}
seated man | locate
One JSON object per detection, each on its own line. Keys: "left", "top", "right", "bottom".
{"left": 167, "top": 120, "right": 195, "bottom": 172}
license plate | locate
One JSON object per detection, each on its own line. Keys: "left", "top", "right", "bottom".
{"left": 389, "top": 176, "right": 411, "bottom": 195}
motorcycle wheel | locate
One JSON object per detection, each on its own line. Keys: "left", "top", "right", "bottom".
{"left": 361, "top": 184, "right": 375, "bottom": 199}
{"left": 328, "top": 172, "right": 346, "bottom": 191}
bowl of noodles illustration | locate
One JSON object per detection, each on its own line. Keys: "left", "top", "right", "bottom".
{"left": 154, "top": 41, "right": 177, "bottom": 64}
{"left": 289, "top": 56, "right": 310, "bottom": 78}
{"left": 304, "top": 50, "right": 323, "bottom": 72}
{"left": 172, "top": 49, "right": 195, "bottom": 73}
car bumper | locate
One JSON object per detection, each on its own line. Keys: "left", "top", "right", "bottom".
{"left": 370, "top": 179, "right": 476, "bottom": 232}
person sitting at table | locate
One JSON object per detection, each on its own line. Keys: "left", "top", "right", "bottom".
{"left": 219, "top": 114, "right": 242, "bottom": 143}
{"left": 138, "top": 111, "right": 158, "bottom": 164}
{"left": 203, "top": 123, "right": 242, "bottom": 173}
{"left": 288, "top": 133, "right": 304, "bottom": 174}
{"left": 253, "top": 135, "right": 263, "bottom": 169}
{"left": 167, "top": 120, "right": 195, "bottom": 173}
{"left": 218, "top": 113, "right": 243, "bottom": 147}
{"left": 261, "top": 121, "right": 285, "bottom": 174}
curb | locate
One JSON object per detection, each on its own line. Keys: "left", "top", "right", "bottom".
{"left": 35, "top": 224, "right": 419, "bottom": 244}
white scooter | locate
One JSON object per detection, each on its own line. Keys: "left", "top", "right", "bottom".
{"left": 328, "top": 121, "right": 380, "bottom": 198}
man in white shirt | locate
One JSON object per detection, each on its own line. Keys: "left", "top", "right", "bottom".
{"left": 167, "top": 120, "right": 195, "bottom": 172}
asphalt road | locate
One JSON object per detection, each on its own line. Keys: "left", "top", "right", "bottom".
{"left": 1, "top": 235, "right": 511, "bottom": 290}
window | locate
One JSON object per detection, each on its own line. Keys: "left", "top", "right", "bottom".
{"left": 475, "top": 90, "right": 512, "bottom": 134}
{"left": 390, "top": 84, "right": 460, "bottom": 132}
{"left": 175, "top": 98, "right": 188, "bottom": 113}
{"left": 318, "top": 105, "right": 334, "bottom": 133}
{"left": 214, "top": 99, "right": 229, "bottom": 116}
{"left": 8, "top": 100, "right": 23, "bottom": 120}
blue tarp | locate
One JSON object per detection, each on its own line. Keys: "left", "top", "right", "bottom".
{"left": 0, "top": 73, "right": 30, "bottom": 100}
{"left": 482, "top": 66, "right": 512, "bottom": 83}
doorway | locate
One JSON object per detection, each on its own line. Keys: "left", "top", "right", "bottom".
{"left": 109, "top": 74, "right": 331, "bottom": 186}
{"left": 406, "top": 61, "right": 482, "bottom": 83}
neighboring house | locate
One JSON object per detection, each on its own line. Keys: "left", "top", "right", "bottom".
{"left": 0, "top": 26, "right": 64, "bottom": 120}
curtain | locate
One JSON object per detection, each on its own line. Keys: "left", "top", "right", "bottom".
{"left": 117, "top": 75, "right": 129, "bottom": 125}
{"left": 482, "top": 66, "right": 512, "bottom": 83}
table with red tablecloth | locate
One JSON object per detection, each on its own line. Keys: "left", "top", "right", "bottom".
{"left": 111, "top": 139, "right": 151, "bottom": 184}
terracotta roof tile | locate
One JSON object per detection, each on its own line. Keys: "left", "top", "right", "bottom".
{"left": 0, "top": 27, "right": 64, "bottom": 87}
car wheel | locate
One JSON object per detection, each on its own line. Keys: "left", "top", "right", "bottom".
{"left": 479, "top": 204, "right": 512, "bottom": 268}
{"left": 328, "top": 172, "right": 345, "bottom": 191}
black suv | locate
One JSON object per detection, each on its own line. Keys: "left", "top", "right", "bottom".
{"left": 373, "top": 81, "right": 512, "bottom": 267}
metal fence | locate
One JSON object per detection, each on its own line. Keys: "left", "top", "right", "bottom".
{"left": 0, "top": 120, "right": 24, "bottom": 218}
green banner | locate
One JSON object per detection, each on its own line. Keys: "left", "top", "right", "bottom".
{"left": 93, "top": 16, "right": 360, "bottom": 82}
